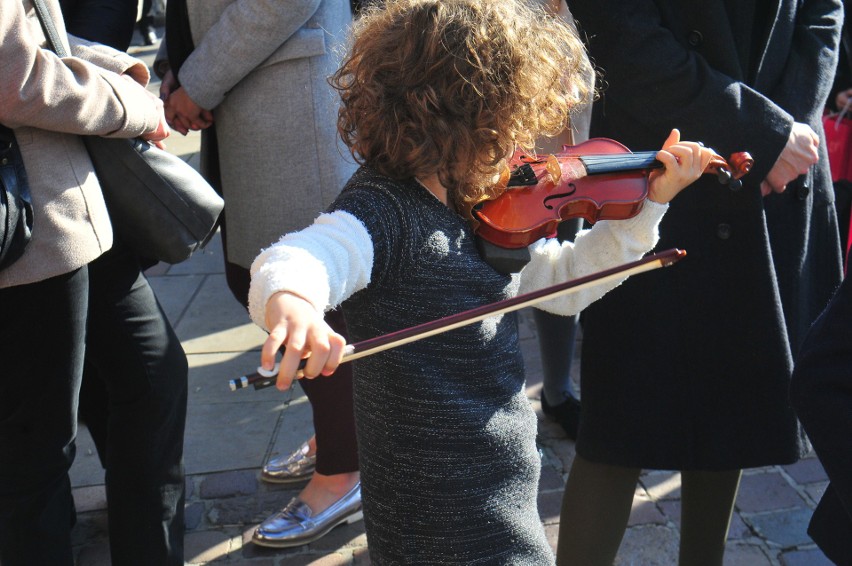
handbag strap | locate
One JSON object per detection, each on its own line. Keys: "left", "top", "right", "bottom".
{"left": 31, "top": 0, "right": 69, "bottom": 58}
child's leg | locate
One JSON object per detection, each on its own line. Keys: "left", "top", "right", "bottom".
{"left": 556, "top": 454, "right": 641, "bottom": 566}
{"left": 679, "top": 469, "right": 741, "bottom": 566}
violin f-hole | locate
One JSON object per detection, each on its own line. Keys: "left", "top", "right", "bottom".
{"left": 543, "top": 182, "right": 578, "bottom": 210}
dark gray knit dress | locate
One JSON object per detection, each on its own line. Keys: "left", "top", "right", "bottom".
{"left": 329, "top": 168, "right": 552, "bottom": 565}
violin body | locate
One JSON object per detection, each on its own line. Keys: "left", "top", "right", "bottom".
{"left": 472, "top": 138, "right": 752, "bottom": 250}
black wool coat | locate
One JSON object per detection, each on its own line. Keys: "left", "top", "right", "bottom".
{"left": 791, "top": 274, "right": 852, "bottom": 566}
{"left": 568, "top": 0, "right": 845, "bottom": 469}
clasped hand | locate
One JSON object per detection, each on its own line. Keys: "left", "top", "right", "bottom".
{"left": 159, "top": 70, "right": 214, "bottom": 136}
{"left": 760, "top": 122, "right": 819, "bottom": 196}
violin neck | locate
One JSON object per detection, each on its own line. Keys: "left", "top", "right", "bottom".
{"left": 581, "top": 152, "right": 661, "bottom": 176}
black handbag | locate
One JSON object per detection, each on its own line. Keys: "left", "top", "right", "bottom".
{"left": 0, "top": 125, "right": 34, "bottom": 270}
{"left": 33, "top": 0, "right": 223, "bottom": 264}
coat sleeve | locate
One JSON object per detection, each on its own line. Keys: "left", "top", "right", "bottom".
{"left": 568, "top": 0, "right": 840, "bottom": 183}
{"left": 766, "top": 0, "right": 844, "bottom": 123}
{"left": 177, "top": 0, "right": 322, "bottom": 111}
{"left": 0, "top": 1, "right": 158, "bottom": 137}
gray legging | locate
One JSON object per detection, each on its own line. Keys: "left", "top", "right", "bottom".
{"left": 557, "top": 454, "right": 741, "bottom": 566}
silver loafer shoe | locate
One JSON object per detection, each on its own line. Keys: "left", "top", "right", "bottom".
{"left": 252, "top": 482, "right": 363, "bottom": 548}
{"left": 261, "top": 441, "right": 316, "bottom": 484}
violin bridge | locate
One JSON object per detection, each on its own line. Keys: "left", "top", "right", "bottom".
{"left": 545, "top": 154, "right": 562, "bottom": 184}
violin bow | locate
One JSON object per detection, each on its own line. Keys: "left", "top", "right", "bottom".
{"left": 229, "top": 248, "right": 687, "bottom": 391}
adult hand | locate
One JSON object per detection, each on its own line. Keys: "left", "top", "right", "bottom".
{"left": 760, "top": 122, "right": 819, "bottom": 196}
{"left": 260, "top": 292, "right": 346, "bottom": 391}
{"left": 163, "top": 87, "right": 214, "bottom": 136}
{"left": 835, "top": 87, "right": 852, "bottom": 113}
{"left": 159, "top": 69, "right": 178, "bottom": 101}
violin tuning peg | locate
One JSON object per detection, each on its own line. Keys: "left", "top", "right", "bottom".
{"left": 716, "top": 169, "right": 732, "bottom": 185}
{"left": 728, "top": 178, "right": 742, "bottom": 191}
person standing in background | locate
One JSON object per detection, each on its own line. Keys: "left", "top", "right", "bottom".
{"left": 137, "top": 0, "right": 159, "bottom": 45}
{"left": 557, "top": 1, "right": 844, "bottom": 564}
{"left": 532, "top": 0, "right": 594, "bottom": 440}
{"left": 790, "top": 272, "right": 852, "bottom": 565}
{"left": 156, "top": 0, "right": 362, "bottom": 548}
{"left": 0, "top": 1, "right": 184, "bottom": 564}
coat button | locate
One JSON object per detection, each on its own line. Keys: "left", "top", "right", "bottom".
{"left": 796, "top": 184, "right": 811, "bottom": 200}
{"left": 688, "top": 30, "right": 703, "bottom": 47}
{"left": 717, "top": 223, "right": 731, "bottom": 239}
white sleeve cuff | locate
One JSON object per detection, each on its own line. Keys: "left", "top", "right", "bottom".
{"left": 518, "top": 200, "right": 668, "bottom": 315}
{"left": 248, "top": 210, "right": 374, "bottom": 330}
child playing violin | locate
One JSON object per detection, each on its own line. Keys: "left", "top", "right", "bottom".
{"left": 247, "top": 0, "right": 715, "bottom": 562}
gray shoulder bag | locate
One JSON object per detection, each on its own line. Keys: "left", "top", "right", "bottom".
{"left": 32, "top": 0, "right": 223, "bottom": 264}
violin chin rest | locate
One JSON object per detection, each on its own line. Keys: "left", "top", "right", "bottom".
{"left": 475, "top": 237, "right": 531, "bottom": 275}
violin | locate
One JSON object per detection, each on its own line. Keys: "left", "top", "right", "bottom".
{"left": 472, "top": 138, "right": 753, "bottom": 250}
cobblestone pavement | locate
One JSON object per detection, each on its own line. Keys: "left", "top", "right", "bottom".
{"left": 67, "top": 33, "right": 835, "bottom": 566}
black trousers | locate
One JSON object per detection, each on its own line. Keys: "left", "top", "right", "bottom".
{"left": 0, "top": 245, "right": 187, "bottom": 565}
{"left": 58, "top": 0, "right": 137, "bottom": 51}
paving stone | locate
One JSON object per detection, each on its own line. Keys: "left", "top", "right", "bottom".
{"left": 175, "top": 274, "right": 267, "bottom": 353}
{"left": 745, "top": 507, "right": 813, "bottom": 547}
{"left": 736, "top": 471, "right": 805, "bottom": 513}
{"left": 539, "top": 462, "right": 565, "bottom": 491}
{"left": 167, "top": 231, "right": 227, "bottom": 276}
{"left": 803, "top": 481, "right": 829, "bottom": 506}
{"left": 615, "top": 524, "right": 679, "bottom": 566}
{"left": 185, "top": 400, "right": 283, "bottom": 474}
{"left": 282, "top": 552, "right": 353, "bottom": 566}
{"left": 209, "top": 491, "right": 295, "bottom": 525}
{"left": 538, "top": 489, "right": 563, "bottom": 525}
{"left": 72, "top": 484, "right": 107, "bottom": 513}
{"left": 641, "top": 471, "right": 682, "bottom": 501}
{"left": 783, "top": 456, "right": 828, "bottom": 485}
{"left": 545, "top": 436, "right": 577, "bottom": 473}
{"left": 69, "top": 425, "right": 106, "bottom": 488}
{"left": 656, "top": 500, "right": 751, "bottom": 541}
{"left": 200, "top": 470, "right": 259, "bottom": 499}
{"left": 305, "top": 520, "right": 369, "bottom": 552}
{"left": 185, "top": 529, "right": 240, "bottom": 564}
{"left": 728, "top": 512, "right": 752, "bottom": 540}
{"left": 146, "top": 273, "right": 206, "bottom": 326}
{"left": 722, "top": 542, "right": 772, "bottom": 565}
{"left": 779, "top": 547, "right": 836, "bottom": 566}
{"left": 75, "top": 540, "right": 112, "bottom": 566}
{"left": 628, "top": 492, "right": 667, "bottom": 526}
{"left": 186, "top": 501, "right": 206, "bottom": 530}
{"left": 71, "top": 511, "right": 109, "bottom": 547}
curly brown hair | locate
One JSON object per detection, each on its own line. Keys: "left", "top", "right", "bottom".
{"left": 331, "top": 0, "right": 594, "bottom": 219}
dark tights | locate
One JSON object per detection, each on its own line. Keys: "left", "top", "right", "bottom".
{"left": 557, "top": 455, "right": 741, "bottom": 566}
{"left": 223, "top": 258, "right": 359, "bottom": 475}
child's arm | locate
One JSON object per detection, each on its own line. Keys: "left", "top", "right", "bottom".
{"left": 248, "top": 210, "right": 374, "bottom": 390}
{"left": 518, "top": 129, "right": 714, "bottom": 314}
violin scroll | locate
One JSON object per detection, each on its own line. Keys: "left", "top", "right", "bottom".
{"left": 706, "top": 152, "right": 754, "bottom": 191}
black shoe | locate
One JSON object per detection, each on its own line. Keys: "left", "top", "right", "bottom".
{"left": 139, "top": 24, "right": 158, "bottom": 46}
{"left": 541, "top": 394, "right": 581, "bottom": 440}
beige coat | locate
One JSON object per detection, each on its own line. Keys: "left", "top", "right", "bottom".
{"left": 171, "top": 0, "right": 357, "bottom": 268}
{"left": 0, "top": 0, "right": 160, "bottom": 288}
